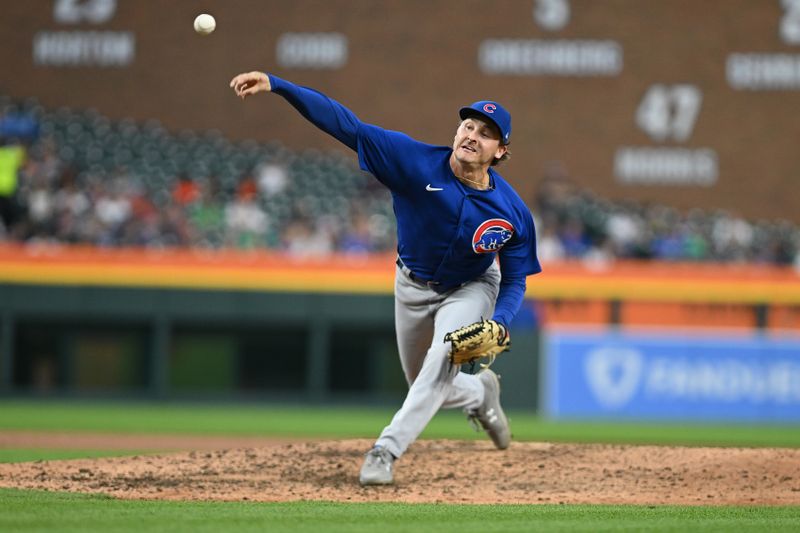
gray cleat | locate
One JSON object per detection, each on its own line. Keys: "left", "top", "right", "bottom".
{"left": 359, "top": 446, "right": 395, "bottom": 486}
{"left": 471, "top": 369, "right": 511, "bottom": 449}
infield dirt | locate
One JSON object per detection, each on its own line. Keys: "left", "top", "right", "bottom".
{"left": 1, "top": 434, "right": 799, "bottom": 505}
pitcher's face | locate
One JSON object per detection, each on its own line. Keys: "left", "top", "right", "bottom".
{"left": 452, "top": 117, "right": 506, "bottom": 167}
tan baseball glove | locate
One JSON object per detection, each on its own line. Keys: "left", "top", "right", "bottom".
{"left": 444, "top": 319, "right": 510, "bottom": 368}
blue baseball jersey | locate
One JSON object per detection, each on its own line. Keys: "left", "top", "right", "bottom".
{"left": 269, "top": 75, "right": 541, "bottom": 326}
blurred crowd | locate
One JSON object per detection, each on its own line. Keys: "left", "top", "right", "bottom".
{"left": 0, "top": 141, "right": 396, "bottom": 256}
{"left": 1, "top": 97, "right": 799, "bottom": 267}
{"left": 0, "top": 96, "right": 396, "bottom": 257}
{"left": 533, "top": 162, "right": 799, "bottom": 267}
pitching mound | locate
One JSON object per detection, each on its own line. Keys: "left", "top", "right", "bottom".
{"left": 1, "top": 438, "right": 799, "bottom": 505}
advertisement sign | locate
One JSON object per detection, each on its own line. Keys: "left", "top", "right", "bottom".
{"left": 544, "top": 329, "right": 800, "bottom": 422}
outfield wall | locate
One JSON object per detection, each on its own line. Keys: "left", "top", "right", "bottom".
{"left": 0, "top": 280, "right": 542, "bottom": 409}
{"left": 1, "top": 244, "right": 799, "bottom": 415}
{"left": 544, "top": 329, "right": 800, "bottom": 423}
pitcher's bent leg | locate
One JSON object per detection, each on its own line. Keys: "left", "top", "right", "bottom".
{"left": 435, "top": 271, "right": 499, "bottom": 411}
{"left": 374, "top": 264, "right": 500, "bottom": 458}
{"left": 374, "top": 342, "right": 458, "bottom": 458}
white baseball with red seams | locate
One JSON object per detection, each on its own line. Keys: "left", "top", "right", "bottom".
{"left": 193, "top": 13, "right": 216, "bottom": 35}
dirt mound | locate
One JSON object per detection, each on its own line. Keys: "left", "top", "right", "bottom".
{"left": 2, "top": 438, "right": 799, "bottom": 505}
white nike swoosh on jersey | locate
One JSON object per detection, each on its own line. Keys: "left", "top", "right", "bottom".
{"left": 426, "top": 184, "right": 444, "bottom": 191}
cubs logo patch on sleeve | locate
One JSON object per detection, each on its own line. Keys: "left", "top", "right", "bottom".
{"left": 472, "top": 218, "right": 514, "bottom": 253}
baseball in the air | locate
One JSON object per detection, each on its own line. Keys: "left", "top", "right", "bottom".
{"left": 193, "top": 13, "right": 216, "bottom": 35}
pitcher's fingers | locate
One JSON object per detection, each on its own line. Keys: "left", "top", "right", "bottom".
{"left": 230, "top": 74, "right": 251, "bottom": 88}
{"left": 238, "top": 83, "right": 254, "bottom": 95}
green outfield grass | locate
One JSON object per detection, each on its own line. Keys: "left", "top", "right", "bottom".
{"left": 0, "top": 449, "right": 148, "bottom": 463}
{"left": 1, "top": 400, "right": 800, "bottom": 448}
{"left": 1, "top": 489, "right": 799, "bottom": 533}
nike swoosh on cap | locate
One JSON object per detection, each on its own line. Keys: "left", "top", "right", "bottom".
{"left": 426, "top": 184, "right": 443, "bottom": 191}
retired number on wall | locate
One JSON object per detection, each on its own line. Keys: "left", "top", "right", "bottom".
{"left": 614, "top": 84, "right": 718, "bottom": 187}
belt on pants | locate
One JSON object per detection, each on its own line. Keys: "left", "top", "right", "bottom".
{"left": 395, "top": 257, "right": 458, "bottom": 294}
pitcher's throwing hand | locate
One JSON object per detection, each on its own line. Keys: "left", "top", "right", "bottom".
{"left": 230, "top": 72, "right": 271, "bottom": 99}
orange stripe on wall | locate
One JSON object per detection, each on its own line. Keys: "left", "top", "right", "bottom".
{"left": 1, "top": 244, "right": 800, "bottom": 303}
{"left": 0, "top": 246, "right": 397, "bottom": 294}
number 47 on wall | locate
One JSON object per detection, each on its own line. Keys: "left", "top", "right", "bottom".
{"left": 635, "top": 84, "right": 702, "bottom": 143}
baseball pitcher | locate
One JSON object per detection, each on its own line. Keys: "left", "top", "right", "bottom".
{"left": 230, "top": 72, "right": 542, "bottom": 485}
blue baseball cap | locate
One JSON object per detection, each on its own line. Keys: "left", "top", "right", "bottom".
{"left": 459, "top": 101, "right": 512, "bottom": 145}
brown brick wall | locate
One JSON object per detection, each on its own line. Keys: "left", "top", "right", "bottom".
{"left": 2, "top": 0, "right": 798, "bottom": 221}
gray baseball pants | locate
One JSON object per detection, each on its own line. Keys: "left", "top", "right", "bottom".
{"left": 374, "top": 261, "right": 501, "bottom": 458}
